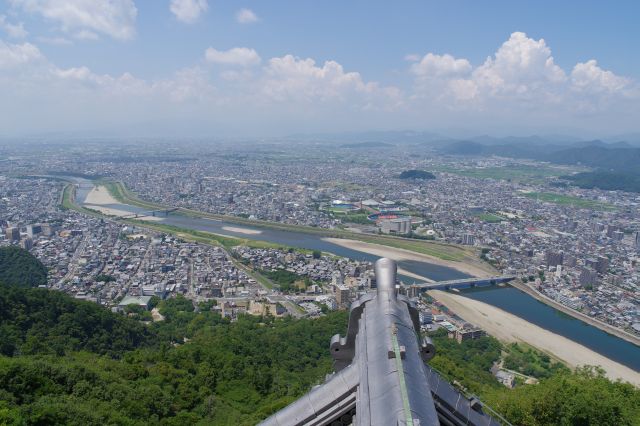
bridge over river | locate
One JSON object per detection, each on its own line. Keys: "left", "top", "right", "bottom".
{"left": 120, "top": 207, "right": 179, "bottom": 219}
{"left": 412, "top": 275, "right": 516, "bottom": 291}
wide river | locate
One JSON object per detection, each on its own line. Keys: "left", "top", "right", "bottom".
{"left": 75, "top": 180, "right": 640, "bottom": 371}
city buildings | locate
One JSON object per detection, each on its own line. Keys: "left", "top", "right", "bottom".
{"left": 1, "top": 140, "right": 638, "bottom": 336}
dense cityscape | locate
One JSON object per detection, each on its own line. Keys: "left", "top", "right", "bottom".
{"left": 2, "top": 141, "right": 638, "bottom": 341}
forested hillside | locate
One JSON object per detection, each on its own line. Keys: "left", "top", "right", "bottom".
{"left": 0, "top": 247, "right": 47, "bottom": 287}
{"left": 0, "top": 283, "right": 154, "bottom": 357}
{"left": 0, "top": 257, "right": 639, "bottom": 425}
{"left": 0, "top": 281, "right": 348, "bottom": 424}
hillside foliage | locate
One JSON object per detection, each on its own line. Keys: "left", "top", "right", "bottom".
{"left": 399, "top": 169, "right": 436, "bottom": 180}
{"left": 0, "top": 247, "right": 47, "bottom": 288}
{"left": 0, "top": 257, "right": 639, "bottom": 425}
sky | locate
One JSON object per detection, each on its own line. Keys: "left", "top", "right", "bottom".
{"left": 0, "top": 0, "right": 639, "bottom": 138}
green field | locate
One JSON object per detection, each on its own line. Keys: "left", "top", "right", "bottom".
{"left": 521, "top": 192, "right": 616, "bottom": 211}
{"left": 323, "top": 206, "right": 374, "bottom": 225}
{"left": 60, "top": 183, "right": 76, "bottom": 210}
{"left": 476, "top": 213, "right": 505, "bottom": 223}
{"left": 435, "top": 164, "right": 576, "bottom": 184}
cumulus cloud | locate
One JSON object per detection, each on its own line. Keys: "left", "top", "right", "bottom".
{"left": 409, "top": 31, "right": 634, "bottom": 112}
{"left": 205, "top": 47, "right": 261, "bottom": 66}
{"left": 262, "top": 55, "right": 371, "bottom": 102}
{"left": 409, "top": 53, "right": 471, "bottom": 78}
{"left": 0, "top": 15, "right": 28, "bottom": 38}
{"left": 170, "top": 0, "right": 208, "bottom": 24}
{"left": 571, "top": 60, "right": 631, "bottom": 95}
{"left": 261, "top": 54, "right": 402, "bottom": 110}
{"left": 9, "top": 0, "right": 137, "bottom": 40}
{"left": 470, "top": 32, "right": 565, "bottom": 99}
{"left": 236, "top": 8, "right": 258, "bottom": 24}
{"left": 0, "top": 30, "right": 636, "bottom": 136}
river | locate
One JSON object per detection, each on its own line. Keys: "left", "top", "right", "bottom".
{"left": 74, "top": 180, "right": 640, "bottom": 372}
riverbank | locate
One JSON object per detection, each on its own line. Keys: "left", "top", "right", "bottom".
{"left": 428, "top": 290, "right": 640, "bottom": 386}
{"left": 323, "top": 237, "right": 497, "bottom": 278}
{"left": 105, "top": 180, "right": 485, "bottom": 263}
{"left": 511, "top": 281, "right": 640, "bottom": 348}
{"left": 84, "top": 185, "right": 162, "bottom": 220}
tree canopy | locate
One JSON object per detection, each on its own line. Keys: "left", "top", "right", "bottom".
{"left": 399, "top": 169, "right": 436, "bottom": 180}
{"left": 1, "top": 251, "right": 639, "bottom": 425}
{"left": 0, "top": 246, "right": 47, "bottom": 287}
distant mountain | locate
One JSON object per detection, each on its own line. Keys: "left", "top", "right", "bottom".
{"left": 439, "top": 138, "right": 640, "bottom": 192}
{"left": 442, "top": 141, "right": 486, "bottom": 155}
{"left": 605, "top": 132, "right": 640, "bottom": 146}
{"left": 441, "top": 141, "right": 547, "bottom": 158}
{"left": 469, "top": 135, "right": 559, "bottom": 146}
{"left": 562, "top": 171, "right": 640, "bottom": 193}
{"left": 441, "top": 140, "right": 640, "bottom": 169}
{"left": 550, "top": 146, "right": 640, "bottom": 172}
{"left": 570, "top": 140, "right": 633, "bottom": 149}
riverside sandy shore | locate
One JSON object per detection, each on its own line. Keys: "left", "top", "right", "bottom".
{"left": 429, "top": 290, "right": 640, "bottom": 386}
{"left": 322, "top": 237, "right": 495, "bottom": 278}
{"left": 84, "top": 186, "right": 161, "bottom": 221}
{"left": 221, "top": 226, "right": 263, "bottom": 235}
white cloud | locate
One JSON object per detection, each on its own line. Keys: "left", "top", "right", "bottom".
{"left": 470, "top": 32, "right": 566, "bottom": 99}
{"left": 9, "top": 0, "right": 137, "bottom": 40}
{"left": 261, "top": 54, "right": 401, "bottom": 108}
{"left": 0, "top": 40, "right": 42, "bottom": 68}
{"left": 236, "top": 8, "right": 258, "bottom": 24}
{"left": 571, "top": 60, "right": 630, "bottom": 94}
{"left": 205, "top": 47, "right": 261, "bottom": 66}
{"left": 410, "top": 53, "right": 471, "bottom": 78}
{"left": 0, "top": 15, "right": 28, "bottom": 38}
{"left": 0, "top": 31, "right": 636, "bottom": 136}
{"left": 409, "top": 32, "right": 633, "bottom": 109}
{"left": 170, "top": 0, "right": 208, "bottom": 24}
{"left": 403, "top": 31, "right": 640, "bottom": 133}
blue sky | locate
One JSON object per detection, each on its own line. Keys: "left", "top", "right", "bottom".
{"left": 0, "top": 0, "right": 639, "bottom": 138}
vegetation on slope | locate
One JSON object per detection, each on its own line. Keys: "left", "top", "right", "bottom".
{"left": 2, "top": 254, "right": 639, "bottom": 425}
{"left": 399, "top": 170, "right": 436, "bottom": 180}
{"left": 0, "top": 247, "right": 48, "bottom": 288}
{"left": 485, "top": 367, "right": 640, "bottom": 426}
{"left": 562, "top": 171, "right": 640, "bottom": 193}
{"left": 0, "top": 282, "right": 153, "bottom": 357}
{"left": 429, "top": 328, "right": 640, "bottom": 426}
{"left": 428, "top": 328, "right": 503, "bottom": 394}
{"left": 0, "top": 279, "right": 348, "bottom": 425}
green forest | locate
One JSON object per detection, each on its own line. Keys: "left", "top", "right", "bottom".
{"left": 399, "top": 169, "right": 436, "bottom": 180}
{"left": 0, "top": 247, "right": 48, "bottom": 288}
{"left": 0, "top": 248, "right": 639, "bottom": 425}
